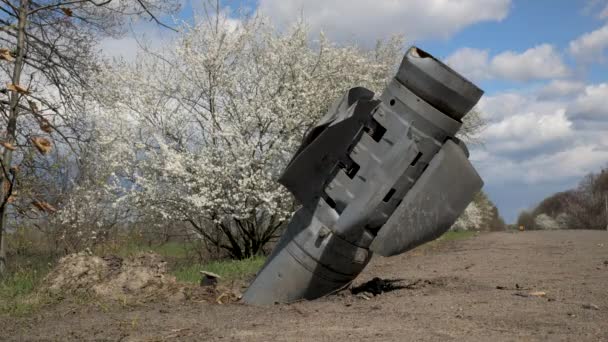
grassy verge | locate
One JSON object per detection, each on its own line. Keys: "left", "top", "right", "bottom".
{"left": 102, "top": 240, "right": 267, "bottom": 283}
{"left": 0, "top": 245, "right": 266, "bottom": 316}
{"left": 0, "top": 230, "right": 476, "bottom": 316}
{"left": 172, "top": 256, "right": 266, "bottom": 284}
{"left": 96, "top": 241, "right": 194, "bottom": 260}
{"left": 0, "top": 255, "right": 55, "bottom": 316}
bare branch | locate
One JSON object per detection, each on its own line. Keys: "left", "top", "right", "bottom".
{"left": 133, "top": 0, "right": 177, "bottom": 32}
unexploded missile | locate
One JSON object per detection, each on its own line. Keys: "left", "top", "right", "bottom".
{"left": 242, "top": 46, "right": 484, "bottom": 305}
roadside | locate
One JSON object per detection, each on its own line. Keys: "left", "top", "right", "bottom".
{"left": 2, "top": 230, "right": 607, "bottom": 341}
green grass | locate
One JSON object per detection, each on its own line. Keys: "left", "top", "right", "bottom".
{"left": 0, "top": 255, "right": 55, "bottom": 316}
{"left": 172, "top": 256, "right": 266, "bottom": 284}
{"left": 106, "top": 239, "right": 268, "bottom": 284}
{"left": 107, "top": 241, "right": 268, "bottom": 284}
{"left": 102, "top": 241, "right": 194, "bottom": 259}
{"left": 152, "top": 242, "right": 193, "bottom": 259}
{"left": 0, "top": 249, "right": 267, "bottom": 315}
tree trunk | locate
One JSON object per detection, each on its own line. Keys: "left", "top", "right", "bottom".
{"left": 0, "top": 0, "right": 29, "bottom": 276}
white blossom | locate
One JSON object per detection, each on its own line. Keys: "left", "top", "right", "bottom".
{"left": 81, "top": 14, "right": 405, "bottom": 257}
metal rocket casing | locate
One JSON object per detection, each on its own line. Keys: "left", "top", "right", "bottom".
{"left": 242, "top": 46, "right": 484, "bottom": 305}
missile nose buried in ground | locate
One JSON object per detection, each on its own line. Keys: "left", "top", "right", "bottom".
{"left": 242, "top": 46, "right": 485, "bottom": 305}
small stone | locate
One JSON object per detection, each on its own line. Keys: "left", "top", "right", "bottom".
{"left": 200, "top": 270, "right": 221, "bottom": 287}
{"left": 582, "top": 303, "right": 599, "bottom": 310}
{"left": 356, "top": 292, "right": 372, "bottom": 300}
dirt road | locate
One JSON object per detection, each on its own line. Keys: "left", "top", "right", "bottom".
{"left": 4, "top": 230, "right": 608, "bottom": 341}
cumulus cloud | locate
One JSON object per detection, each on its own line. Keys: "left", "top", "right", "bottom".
{"left": 478, "top": 91, "right": 564, "bottom": 121}
{"left": 490, "top": 45, "right": 569, "bottom": 81}
{"left": 480, "top": 109, "right": 573, "bottom": 152}
{"left": 475, "top": 91, "right": 574, "bottom": 159}
{"left": 568, "top": 24, "right": 608, "bottom": 62}
{"left": 568, "top": 83, "right": 608, "bottom": 121}
{"left": 446, "top": 44, "right": 569, "bottom": 82}
{"left": 443, "top": 48, "right": 491, "bottom": 81}
{"left": 473, "top": 144, "right": 608, "bottom": 185}
{"left": 537, "top": 80, "right": 586, "bottom": 100}
{"left": 471, "top": 80, "right": 608, "bottom": 188}
{"left": 257, "top": 0, "right": 511, "bottom": 43}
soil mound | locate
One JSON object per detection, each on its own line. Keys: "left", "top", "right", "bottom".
{"left": 43, "top": 252, "right": 184, "bottom": 301}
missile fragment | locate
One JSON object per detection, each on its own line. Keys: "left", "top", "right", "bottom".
{"left": 242, "top": 46, "right": 484, "bottom": 305}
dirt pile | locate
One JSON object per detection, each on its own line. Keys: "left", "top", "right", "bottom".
{"left": 43, "top": 252, "right": 184, "bottom": 301}
{"left": 7, "top": 231, "right": 608, "bottom": 341}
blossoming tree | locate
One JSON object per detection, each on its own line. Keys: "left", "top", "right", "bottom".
{"left": 70, "top": 8, "right": 487, "bottom": 259}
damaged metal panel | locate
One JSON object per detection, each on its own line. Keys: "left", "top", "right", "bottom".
{"left": 242, "top": 46, "right": 484, "bottom": 305}
{"left": 369, "top": 140, "right": 483, "bottom": 256}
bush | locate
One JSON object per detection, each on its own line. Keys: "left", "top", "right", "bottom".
{"left": 452, "top": 191, "right": 505, "bottom": 231}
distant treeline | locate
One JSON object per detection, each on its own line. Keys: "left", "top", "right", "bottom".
{"left": 517, "top": 167, "right": 608, "bottom": 230}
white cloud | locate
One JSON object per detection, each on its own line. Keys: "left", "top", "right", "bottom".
{"left": 480, "top": 109, "right": 573, "bottom": 152}
{"left": 444, "top": 48, "right": 491, "bottom": 81}
{"left": 537, "top": 80, "right": 586, "bottom": 99}
{"left": 473, "top": 144, "right": 608, "bottom": 184}
{"left": 446, "top": 44, "right": 569, "bottom": 83}
{"left": 99, "top": 20, "right": 178, "bottom": 61}
{"left": 477, "top": 91, "right": 563, "bottom": 121}
{"left": 568, "top": 83, "right": 608, "bottom": 120}
{"left": 490, "top": 44, "right": 569, "bottom": 81}
{"left": 471, "top": 80, "right": 608, "bottom": 187}
{"left": 257, "top": 0, "right": 511, "bottom": 43}
{"left": 569, "top": 24, "right": 608, "bottom": 62}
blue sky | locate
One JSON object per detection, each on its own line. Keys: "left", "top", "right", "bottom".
{"left": 107, "top": 0, "right": 608, "bottom": 223}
